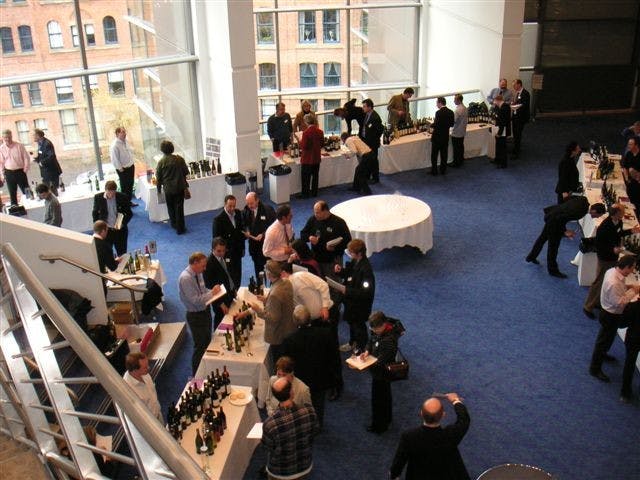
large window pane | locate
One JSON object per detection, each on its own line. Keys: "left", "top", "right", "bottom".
{"left": 55, "top": 79, "right": 74, "bottom": 104}
{"left": 324, "top": 99, "right": 341, "bottom": 134}
{"left": 323, "top": 10, "right": 339, "bottom": 43}
{"left": 28, "top": 83, "right": 42, "bottom": 106}
{"left": 47, "top": 21, "right": 63, "bottom": 49}
{"left": 298, "top": 11, "right": 316, "bottom": 43}
{"left": 300, "top": 63, "right": 317, "bottom": 88}
{"left": 259, "top": 63, "right": 277, "bottom": 90}
{"left": 103, "top": 16, "right": 118, "bottom": 44}
{"left": 9, "top": 85, "right": 24, "bottom": 108}
{"left": 1, "top": 27, "right": 15, "bottom": 53}
{"left": 18, "top": 26, "right": 33, "bottom": 52}
{"left": 256, "top": 12, "right": 274, "bottom": 44}
{"left": 15, "top": 120, "right": 30, "bottom": 144}
{"left": 60, "top": 109, "right": 81, "bottom": 145}
{"left": 108, "top": 71, "right": 126, "bottom": 96}
{"left": 85, "top": 24, "right": 96, "bottom": 46}
{"left": 324, "top": 62, "right": 341, "bottom": 87}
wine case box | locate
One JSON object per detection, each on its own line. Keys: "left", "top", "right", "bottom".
{"left": 109, "top": 303, "right": 134, "bottom": 324}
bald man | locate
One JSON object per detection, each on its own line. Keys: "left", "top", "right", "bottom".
{"left": 242, "top": 191, "right": 276, "bottom": 280}
{"left": 390, "top": 393, "right": 470, "bottom": 480}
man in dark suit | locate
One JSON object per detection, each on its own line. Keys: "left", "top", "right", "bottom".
{"left": 333, "top": 98, "right": 365, "bottom": 135}
{"left": 212, "top": 194, "right": 245, "bottom": 289}
{"left": 359, "top": 98, "right": 384, "bottom": 183}
{"left": 511, "top": 78, "right": 530, "bottom": 159}
{"left": 390, "top": 393, "right": 470, "bottom": 480}
{"left": 493, "top": 94, "right": 511, "bottom": 168}
{"left": 92, "top": 180, "right": 132, "bottom": 256}
{"left": 430, "top": 97, "right": 455, "bottom": 175}
{"left": 92, "top": 220, "right": 118, "bottom": 295}
{"left": 555, "top": 141, "right": 581, "bottom": 204}
{"left": 33, "top": 129, "right": 62, "bottom": 195}
{"left": 242, "top": 192, "right": 276, "bottom": 281}
{"left": 203, "top": 237, "right": 236, "bottom": 329}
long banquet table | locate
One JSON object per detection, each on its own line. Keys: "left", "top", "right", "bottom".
{"left": 105, "top": 259, "right": 167, "bottom": 303}
{"left": 330, "top": 194, "right": 433, "bottom": 254}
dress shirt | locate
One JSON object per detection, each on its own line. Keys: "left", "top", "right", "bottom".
{"left": 600, "top": 267, "right": 637, "bottom": 314}
{"left": 288, "top": 271, "right": 332, "bottom": 319}
{"left": 109, "top": 138, "right": 134, "bottom": 170}
{"left": 0, "top": 141, "right": 30, "bottom": 174}
{"left": 344, "top": 135, "right": 372, "bottom": 157}
{"left": 263, "top": 220, "right": 294, "bottom": 262}
{"left": 123, "top": 371, "right": 162, "bottom": 421}
{"left": 452, "top": 104, "right": 468, "bottom": 138}
{"left": 363, "top": 111, "right": 372, "bottom": 137}
{"left": 226, "top": 210, "right": 236, "bottom": 227}
{"left": 105, "top": 195, "right": 117, "bottom": 228}
{"left": 265, "top": 375, "right": 312, "bottom": 416}
{"left": 178, "top": 266, "right": 213, "bottom": 312}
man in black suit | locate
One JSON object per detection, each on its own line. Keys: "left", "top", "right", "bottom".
{"left": 511, "top": 78, "right": 530, "bottom": 159}
{"left": 33, "top": 129, "right": 62, "bottom": 195}
{"left": 92, "top": 220, "right": 119, "bottom": 295}
{"left": 212, "top": 194, "right": 245, "bottom": 289}
{"left": 92, "top": 180, "right": 132, "bottom": 256}
{"left": 429, "top": 97, "right": 455, "bottom": 175}
{"left": 203, "top": 237, "right": 236, "bottom": 329}
{"left": 493, "top": 94, "right": 511, "bottom": 168}
{"left": 359, "top": 98, "right": 384, "bottom": 183}
{"left": 333, "top": 98, "right": 365, "bottom": 135}
{"left": 390, "top": 393, "right": 470, "bottom": 480}
{"left": 242, "top": 192, "right": 276, "bottom": 282}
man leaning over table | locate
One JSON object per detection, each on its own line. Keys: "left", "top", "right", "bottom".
{"left": 178, "top": 252, "right": 223, "bottom": 375}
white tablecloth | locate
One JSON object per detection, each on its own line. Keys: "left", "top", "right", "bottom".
{"left": 106, "top": 259, "right": 167, "bottom": 303}
{"left": 377, "top": 123, "right": 494, "bottom": 174}
{"left": 178, "top": 383, "right": 260, "bottom": 480}
{"left": 330, "top": 194, "right": 433, "bottom": 254}
{"left": 195, "top": 288, "right": 272, "bottom": 408}
{"left": 22, "top": 183, "right": 96, "bottom": 232}
{"left": 136, "top": 174, "right": 227, "bottom": 222}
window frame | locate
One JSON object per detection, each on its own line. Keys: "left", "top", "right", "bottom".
{"left": 323, "top": 62, "right": 341, "bottom": 87}
{"left": 1, "top": 27, "right": 15, "bottom": 54}
{"left": 299, "top": 62, "right": 317, "bottom": 88}
{"left": 9, "top": 85, "right": 24, "bottom": 108}
{"left": 103, "top": 16, "right": 118, "bottom": 44}
{"left": 59, "top": 109, "right": 81, "bottom": 145}
{"left": 323, "top": 99, "right": 342, "bottom": 134}
{"left": 298, "top": 11, "right": 316, "bottom": 43}
{"left": 15, "top": 120, "right": 30, "bottom": 145}
{"left": 322, "top": 10, "right": 340, "bottom": 43}
{"left": 54, "top": 78, "right": 74, "bottom": 104}
{"left": 28, "top": 82, "right": 42, "bottom": 106}
{"left": 47, "top": 21, "right": 63, "bottom": 49}
{"left": 17, "top": 25, "right": 33, "bottom": 52}
{"left": 34, "top": 118, "right": 48, "bottom": 136}
{"left": 70, "top": 25, "right": 79, "bottom": 47}
{"left": 256, "top": 12, "right": 274, "bottom": 44}
{"left": 84, "top": 24, "right": 96, "bottom": 46}
{"left": 107, "top": 71, "right": 125, "bottom": 96}
{"left": 258, "top": 63, "right": 277, "bottom": 90}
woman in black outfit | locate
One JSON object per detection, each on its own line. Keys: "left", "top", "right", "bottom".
{"left": 555, "top": 141, "right": 581, "bottom": 204}
{"left": 360, "top": 311, "right": 399, "bottom": 434}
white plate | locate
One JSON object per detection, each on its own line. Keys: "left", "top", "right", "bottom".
{"left": 228, "top": 392, "right": 253, "bottom": 406}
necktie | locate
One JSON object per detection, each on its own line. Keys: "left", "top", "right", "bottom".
{"left": 194, "top": 274, "right": 202, "bottom": 294}
{"left": 219, "top": 257, "right": 234, "bottom": 290}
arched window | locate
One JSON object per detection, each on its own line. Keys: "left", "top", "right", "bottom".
{"left": 1, "top": 27, "right": 15, "bottom": 54}
{"left": 323, "top": 62, "right": 341, "bottom": 86}
{"left": 103, "top": 16, "right": 118, "bottom": 44}
{"left": 259, "top": 63, "right": 276, "bottom": 90}
{"left": 47, "top": 21, "right": 63, "bottom": 49}
{"left": 18, "top": 26, "right": 33, "bottom": 52}
{"left": 299, "top": 63, "right": 317, "bottom": 88}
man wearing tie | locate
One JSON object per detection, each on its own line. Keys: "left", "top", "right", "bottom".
{"left": 263, "top": 205, "right": 295, "bottom": 262}
{"left": 359, "top": 99, "right": 384, "bottom": 183}
{"left": 212, "top": 195, "right": 245, "bottom": 289}
{"left": 511, "top": 79, "right": 530, "bottom": 159}
{"left": 242, "top": 192, "right": 276, "bottom": 281}
{"left": 493, "top": 95, "right": 511, "bottom": 169}
{"left": 204, "top": 237, "right": 236, "bottom": 329}
{"left": 429, "top": 97, "right": 455, "bottom": 176}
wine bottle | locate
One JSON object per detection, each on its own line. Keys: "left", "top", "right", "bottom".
{"left": 94, "top": 176, "right": 100, "bottom": 191}
{"left": 211, "top": 384, "right": 220, "bottom": 408}
{"left": 219, "top": 406, "right": 227, "bottom": 430}
{"left": 216, "top": 158, "right": 222, "bottom": 174}
{"left": 206, "top": 429, "right": 216, "bottom": 454}
{"left": 195, "top": 428, "right": 204, "bottom": 454}
{"left": 225, "top": 330, "right": 233, "bottom": 351}
{"left": 233, "top": 319, "right": 242, "bottom": 353}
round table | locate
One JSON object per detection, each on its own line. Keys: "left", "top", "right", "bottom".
{"left": 476, "top": 464, "right": 554, "bottom": 480}
{"left": 330, "top": 194, "right": 433, "bottom": 254}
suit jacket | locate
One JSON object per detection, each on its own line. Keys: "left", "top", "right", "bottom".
{"left": 390, "top": 402, "right": 471, "bottom": 480}
{"left": 155, "top": 154, "right": 189, "bottom": 195}
{"left": 35, "top": 137, "right": 62, "bottom": 181}
{"left": 213, "top": 209, "right": 245, "bottom": 258}
{"left": 92, "top": 192, "right": 132, "bottom": 229}
{"left": 359, "top": 110, "right": 384, "bottom": 150}
{"left": 555, "top": 154, "right": 580, "bottom": 195}
{"left": 543, "top": 195, "right": 588, "bottom": 234}
{"left": 595, "top": 216, "right": 634, "bottom": 262}
{"left": 343, "top": 98, "right": 365, "bottom": 134}
{"left": 203, "top": 254, "right": 235, "bottom": 306}
{"left": 300, "top": 124, "right": 324, "bottom": 166}
{"left": 512, "top": 88, "right": 530, "bottom": 124}
{"left": 261, "top": 278, "right": 295, "bottom": 346}
{"left": 341, "top": 256, "right": 375, "bottom": 320}
{"left": 495, "top": 103, "right": 511, "bottom": 137}
{"left": 281, "top": 324, "right": 337, "bottom": 390}
{"left": 94, "top": 236, "right": 117, "bottom": 273}
{"left": 242, "top": 201, "right": 276, "bottom": 257}
{"left": 431, "top": 107, "right": 455, "bottom": 145}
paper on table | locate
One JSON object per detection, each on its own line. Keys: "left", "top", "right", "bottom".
{"left": 326, "top": 276, "right": 345, "bottom": 294}
{"left": 346, "top": 355, "right": 377, "bottom": 371}
{"left": 205, "top": 284, "right": 227, "bottom": 305}
{"left": 247, "top": 422, "right": 263, "bottom": 439}
{"left": 114, "top": 253, "right": 131, "bottom": 274}
{"left": 326, "top": 236, "right": 343, "bottom": 248}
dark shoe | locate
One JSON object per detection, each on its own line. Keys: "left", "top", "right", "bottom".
{"left": 258, "top": 465, "right": 267, "bottom": 478}
{"left": 549, "top": 270, "right": 568, "bottom": 279}
{"left": 620, "top": 395, "right": 632, "bottom": 404}
{"left": 366, "top": 424, "right": 388, "bottom": 434}
{"left": 583, "top": 308, "right": 596, "bottom": 319}
{"left": 440, "top": 169, "right": 447, "bottom": 175}
{"left": 431, "top": 170, "right": 438, "bottom": 176}
{"left": 361, "top": 190, "right": 372, "bottom": 196}
{"left": 589, "top": 369, "right": 610, "bottom": 383}
{"left": 176, "top": 229, "right": 186, "bottom": 235}
{"left": 130, "top": 202, "right": 139, "bottom": 207}
{"left": 496, "top": 165, "right": 507, "bottom": 169}
{"left": 525, "top": 256, "right": 540, "bottom": 265}
{"left": 603, "top": 353, "right": 616, "bottom": 362}
{"left": 347, "top": 187, "right": 359, "bottom": 192}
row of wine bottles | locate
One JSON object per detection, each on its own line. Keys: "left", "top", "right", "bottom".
{"left": 194, "top": 403, "right": 228, "bottom": 456}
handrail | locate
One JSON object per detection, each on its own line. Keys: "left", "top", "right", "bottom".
{"left": 39, "top": 254, "right": 147, "bottom": 324}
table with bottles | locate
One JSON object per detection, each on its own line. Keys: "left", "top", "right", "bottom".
{"left": 377, "top": 122, "right": 495, "bottom": 174}
{"left": 105, "top": 251, "right": 167, "bottom": 303}
{"left": 195, "top": 287, "right": 272, "bottom": 409}
{"left": 171, "top": 376, "right": 260, "bottom": 480}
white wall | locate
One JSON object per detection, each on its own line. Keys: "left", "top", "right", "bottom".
{"left": 1, "top": 215, "right": 108, "bottom": 325}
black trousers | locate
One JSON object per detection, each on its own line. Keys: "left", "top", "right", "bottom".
{"left": 301, "top": 163, "right": 320, "bottom": 197}
{"left": 251, "top": 253, "right": 267, "bottom": 281}
{"left": 271, "top": 138, "right": 290, "bottom": 153}
{"left": 451, "top": 136, "right": 465, "bottom": 166}
{"left": 590, "top": 309, "right": 622, "bottom": 373}
{"left": 345, "top": 306, "right": 368, "bottom": 351}
{"left": 310, "top": 387, "right": 327, "bottom": 427}
{"left": 512, "top": 119, "right": 526, "bottom": 156}
{"left": 164, "top": 191, "right": 185, "bottom": 233}
{"left": 527, "top": 224, "right": 562, "bottom": 273}
{"left": 370, "top": 146, "right": 379, "bottom": 181}
{"left": 117, "top": 164, "right": 135, "bottom": 201}
{"left": 42, "top": 173, "right": 60, "bottom": 196}
{"left": 621, "top": 342, "right": 639, "bottom": 397}
{"left": 352, "top": 152, "right": 373, "bottom": 194}
{"left": 5, "top": 169, "right": 29, "bottom": 205}
{"left": 431, "top": 139, "right": 449, "bottom": 173}
{"left": 371, "top": 376, "right": 392, "bottom": 428}
{"left": 105, "top": 227, "right": 128, "bottom": 256}
{"left": 186, "top": 309, "right": 212, "bottom": 375}
{"left": 495, "top": 136, "right": 507, "bottom": 167}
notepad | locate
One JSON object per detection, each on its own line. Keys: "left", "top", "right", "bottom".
{"left": 247, "top": 422, "right": 263, "bottom": 439}
{"left": 114, "top": 213, "right": 124, "bottom": 230}
{"left": 346, "top": 355, "right": 377, "bottom": 371}
{"left": 205, "top": 284, "right": 227, "bottom": 305}
{"left": 326, "top": 236, "right": 343, "bottom": 248}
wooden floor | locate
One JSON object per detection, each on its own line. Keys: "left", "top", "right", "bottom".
{"left": 0, "top": 434, "right": 50, "bottom": 480}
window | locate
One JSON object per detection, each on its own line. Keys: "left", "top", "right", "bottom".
{"left": 71, "top": 25, "right": 79, "bottom": 47}
{"left": 85, "top": 24, "right": 96, "bottom": 46}
{"left": 324, "top": 99, "right": 341, "bottom": 134}
{"left": 59, "top": 109, "right": 81, "bottom": 144}
{"left": 47, "top": 21, "right": 63, "bottom": 49}
{"left": 1, "top": 27, "right": 15, "bottom": 54}
{"left": 361, "top": 11, "right": 369, "bottom": 36}
{"left": 55, "top": 78, "right": 74, "bottom": 103}
{"left": 298, "top": 11, "right": 316, "bottom": 43}
{"left": 28, "top": 82, "right": 42, "bottom": 106}
{"left": 103, "top": 16, "right": 118, "bottom": 44}
{"left": 34, "top": 118, "right": 48, "bottom": 136}
{"left": 260, "top": 98, "right": 277, "bottom": 135}
{"left": 324, "top": 62, "right": 341, "bottom": 86}
{"left": 256, "top": 13, "right": 274, "bottom": 44}
{"left": 108, "top": 71, "right": 125, "bottom": 96}
{"left": 88, "top": 109, "right": 105, "bottom": 141}
{"left": 15, "top": 120, "right": 29, "bottom": 145}
{"left": 259, "top": 63, "right": 276, "bottom": 90}
{"left": 299, "top": 63, "right": 317, "bottom": 88}
{"left": 9, "top": 85, "right": 23, "bottom": 107}
{"left": 323, "top": 10, "right": 339, "bottom": 43}
{"left": 18, "top": 26, "right": 33, "bottom": 52}
{"left": 88, "top": 74, "right": 99, "bottom": 90}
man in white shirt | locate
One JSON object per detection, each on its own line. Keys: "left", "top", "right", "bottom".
{"left": 109, "top": 127, "right": 137, "bottom": 206}
{"left": 451, "top": 94, "right": 468, "bottom": 168}
{"left": 0, "top": 129, "right": 31, "bottom": 206}
{"left": 123, "top": 352, "right": 162, "bottom": 421}
{"left": 341, "top": 132, "right": 373, "bottom": 195}
{"left": 589, "top": 255, "right": 640, "bottom": 383}
{"left": 281, "top": 263, "right": 332, "bottom": 321}
{"left": 263, "top": 204, "right": 294, "bottom": 262}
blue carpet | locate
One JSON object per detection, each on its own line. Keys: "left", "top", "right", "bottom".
{"left": 126, "top": 114, "right": 640, "bottom": 480}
